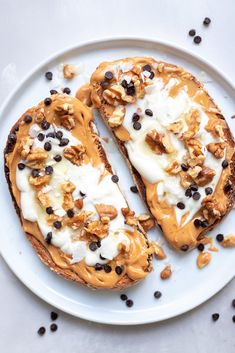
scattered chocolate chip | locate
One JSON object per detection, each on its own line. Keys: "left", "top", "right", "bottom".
{"left": 203, "top": 17, "right": 211, "bottom": 26}
{"left": 126, "top": 85, "right": 135, "bottom": 96}
{"left": 59, "top": 138, "right": 69, "bottom": 147}
{"left": 63, "top": 87, "right": 71, "bottom": 94}
{"left": 190, "top": 184, "right": 198, "bottom": 192}
{"left": 181, "top": 163, "right": 189, "bottom": 172}
{"left": 50, "top": 311, "right": 58, "bottom": 321}
{"left": 97, "top": 240, "right": 101, "bottom": 248}
{"left": 50, "top": 323, "right": 58, "bottom": 332}
{"left": 132, "top": 113, "right": 140, "bottom": 122}
{"left": 8, "top": 133, "right": 17, "bottom": 145}
{"left": 55, "top": 130, "right": 63, "bottom": 140}
{"left": 145, "top": 109, "right": 153, "bottom": 117}
{"left": 104, "top": 71, "right": 113, "bottom": 80}
{"left": 232, "top": 315, "right": 235, "bottom": 323}
{"left": 46, "top": 132, "right": 56, "bottom": 138}
{"left": 194, "top": 36, "right": 202, "bottom": 44}
{"left": 133, "top": 121, "right": 141, "bottom": 130}
{"left": 45, "top": 232, "right": 52, "bottom": 244}
{"left": 120, "top": 294, "right": 128, "bottom": 301}
{"left": 80, "top": 191, "right": 86, "bottom": 197}
{"left": 54, "top": 154, "right": 62, "bottom": 162}
{"left": 231, "top": 115, "right": 235, "bottom": 119}
{"left": 205, "top": 187, "right": 213, "bottom": 195}
{"left": 44, "top": 141, "right": 52, "bottom": 151}
{"left": 31, "top": 169, "right": 40, "bottom": 178}
{"left": 126, "top": 299, "right": 134, "bottom": 308}
{"left": 212, "top": 313, "right": 219, "bottom": 321}
{"left": 50, "top": 89, "right": 58, "bottom": 95}
{"left": 185, "top": 188, "right": 192, "bottom": 197}
{"left": 44, "top": 97, "right": 52, "bottom": 106}
{"left": 143, "top": 64, "right": 151, "bottom": 72}
{"left": 154, "top": 291, "right": 162, "bottom": 299}
{"left": 130, "top": 185, "right": 138, "bottom": 193}
{"left": 177, "top": 202, "right": 185, "bottom": 210}
{"left": 100, "top": 80, "right": 109, "bottom": 89}
{"left": 53, "top": 221, "right": 62, "bottom": 229}
{"left": 37, "top": 133, "right": 45, "bottom": 141}
{"left": 41, "top": 120, "right": 50, "bottom": 130}
{"left": 194, "top": 219, "right": 202, "bottom": 228}
{"left": 104, "top": 264, "right": 112, "bottom": 273}
{"left": 222, "top": 160, "right": 229, "bottom": 169}
{"left": 180, "top": 244, "right": 189, "bottom": 252}
{"left": 18, "top": 163, "right": 25, "bottom": 170}
{"left": 111, "top": 175, "right": 119, "bottom": 183}
{"left": 95, "top": 263, "right": 103, "bottom": 271}
{"left": 89, "top": 242, "right": 98, "bottom": 252}
{"left": 189, "top": 29, "right": 196, "bottom": 37}
{"left": 45, "top": 166, "right": 53, "bottom": 175}
{"left": 149, "top": 71, "right": 155, "bottom": 79}
{"left": 100, "top": 254, "right": 106, "bottom": 260}
{"left": 201, "top": 220, "right": 209, "bottom": 228}
{"left": 24, "top": 115, "right": 32, "bottom": 124}
{"left": 37, "top": 327, "right": 46, "bottom": 336}
{"left": 115, "top": 266, "right": 123, "bottom": 275}
{"left": 193, "top": 192, "right": 201, "bottom": 200}
{"left": 224, "top": 183, "right": 232, "bottom": 193}
{"left": 46, "top": 207, "right": 54, "bottom": 215}
{"left": 216, "top": 233, "right": 224, "bottom": 242}
{"left": 45, "top": 71, "right": 53, "bottom": 80}
{"left": 67, "top": 209, "right": 74, "bottom": 218}
{"left": 232, "top": 299, "right": 235, "bottom": 308}
{"left": 197, "top": 243, "right": 205, "bottom": 252}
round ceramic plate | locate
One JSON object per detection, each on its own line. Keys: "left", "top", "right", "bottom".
{"left": 0, "top": 38, "right": 235, "bottom": 325}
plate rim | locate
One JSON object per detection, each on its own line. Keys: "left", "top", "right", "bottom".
{"left": 0, "top": 36, "right": 234, "bottom": 325}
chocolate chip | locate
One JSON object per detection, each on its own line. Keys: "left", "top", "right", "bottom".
{"left": 120, "top": 294, "right": 128, "bottom": 301}
{"left": 149, "top": 71, "right": 155, "bottom": 79}
{"left": 197, "top": 243, "right": 205, "bottom": 252}
{"left": 145, "top": 109, "right": 153, "bottom": 116}
{"left": 115, "top": 266, "right": 123, "bottom": 275}
{"left": 97, "top": 240, "right": 101, "bottom": 248}
{"left": 104, "top": 264, "right": 112, "bottom": 273}
{"left": 41, "top": 120, "right": 50, "bottom": 130}
{"left": 194, "top": 219, "right": 202, "bottom": 228}
{"left": 193, "top": 192, "right": 201, "bottom": 200}
{"left": 8, "top": 133, "right": 17, "bottom": 145}
{"left": 185, "top": 188, "right": 192, "bottom": 197}
{"left": 37, "top": 327, "right": 46, "bottom": 336}
{"left": 100, "top": 254, "right": 106, "bottom": 260}
{"left": 212, "top": 313, "right": 219, "bottom": 321}
{"left": 63, "top": 87, "right": 71, "bottom": 94}
{"left": 180, "top": 244, "right": 189, "bottom": 252}
{"left": 120, "top": 79, "right": 128, "bottom": 89}
{"left": 80, "top": 191, "right": 86, "bottom": 197}
{"left": 50, "top": 323, "right": 58, "bottom": 332}
{"left": 45, "top": 165, "right": 53, "bottom": 175}
{"left": 46, "top": 132, "right": 56, "bottom": 138}
{"left": 216, "top": 233, "right": 224, "bottom": 242}
{"left": 24, "top": 115, "right": 32, "bottom": 124}
{"left": 89, "top": 242, "right": 98, "bottom": 252}
{"left": 177, "top": 202, "right": 185, "bottom": 210}
{"left": 201, "top": 220, "right": 209, "bottom": 228}
{"left": 111, "top": 175, "right": 119, "bottom": 183}
{"left": 100, "top": 80, "right": 109, "bottom": 89}
{"left": 181, "top": 163, "right": 189, "bottom": 172}
{"left": 190, "top": 184, "right": 198, "bottom": 192}
{"left": 143, "top": 64, "right": 151, "bottom": 72}
{"left": 231, "top": 115, "right": 235, "bottom": 119}
{"left": 46, "top": 207, "right": 54, "bottom": 215}
{"left": 189, "top": 29, "right": 196, "bottom": 36}
{"left": 53, "top": 221, "right": 62, "bottom": 229}
{"left": 67, "top": 209, "right": 74, "bottom": 218}
{"left": 203, "top": 17, "right": 211, "bottom": 26}
{"left": 205, "top": 187, "right": 213, "bottom": 195}
{"left": 44, "top": 142, "right": 52, "bottom": 151}
{"left": 154, "top": 291, "right": 162, "bottom": 299}
{"left": 31, "top": 169, "right": 40, "bottom": 178}
{"left": 44, "top": 97, "right": 52, "bottom": 106}
{"left": 232, "top": 315, "right": 235, "bottom": 323}
{"left": 50, "top": 311, "right": 58, "bottom": 321}
{"left": 59, "top": 138, "right": 69, "bottom": 147}
{"left": 18, "top": 163, "right": 25, "bottom": 170}
{"left": 224, "top": 183, "right": 232, "bottom": 193}
{"left": 126, "top": 85, "right": 135, "bottom": 96}
{"left": 133, "top": 121, "right": 141, "bottom": 130}
{"left": 222, "top": 160, "right": 229, "bottom": 169}
{"left": 95, "top": 263, "right": 103, "bottom": 271}
{"left": 54, "top": 154, "right": 62, "bottom": 162}
{"left": 126, "top": 299, "right": 134, "bottom": 308}
{"left": 45, "top": 232, "right": 52, "bottom": 244}
{"left": 130, "top": 185, "right": 138, "bottom": 193}
{"left": 50, "top": 89, "right": 58, "bottom": 95}
{"left": 45, "top": 71, "right": 53, "bottom": 80}
{"left": 194, "top": 36, "right": 202, "bottom": 44}
{"left": 104, "top": 71, "right": 113, "bottom": 80}
{"left": 55, "top": 130, "right": 63, "bottom": 140}
{"left": 37, "top": 133, "right": 45, "bottom": 141}
{"left": 132, "top": 113, "right": 140, "bottom": 122}
{"left": 232, "top": 299, "right": 235, "bottom": 308}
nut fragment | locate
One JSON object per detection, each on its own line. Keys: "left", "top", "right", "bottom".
{"left": 55, "top": 103, "right": 75, "bottom": 130}
{"left": 145, "top": 129, "right": 174, "bottom": 154}
{"left": 151, "top": 242, "right": 166, "bottom": 260}
{"left": 157, "top": 63, "right": 164, "bottom": 73}
{"left": 61, "top": 181, "right": 76, "bottom": 193}
{"left": 103, "top": 84, "right": 135, "bottom": 106}
{"left": 63, "top": 64, "right": 77, "bottom": 79}
{"left": 25, "top": 148, "right": 48, "bottom": 169}
{"left": 121, "top": 207, "right": 138, "bottom": 226}
{"left": 37, "top": 190, "right": 50, "bottom": 208}
{"left": 138, "top": 214, "right": 155, "bottom": 231}
{"left": 160, "top": 265, "right": 172, "bottom": 280}
{"left": 167, "top": 120, "right": 184, "bottom": 134}
{"left": 185, "top": 138, "right": 205, "bottom": 167}
{"left": 221, "top": 234, "right": 235, "bottom": 248}
{"left": 206, "top": 142, "right": 226, "bottom": 159}
{"left": 18, "top": 136, "right": 33, "bottom": 159}
{"left": 165, "top": 160, "right": 181, "bottom": 175}
{"left": 85, "top": 220, "right": 109, "bottom": 238}
{"left": 29, "top": 174, "right": 51, "bottom": 187}
{"left": 66, "top": 211, "right": 91, "bottom": 230}
{"left": 195, "top": 166, "right": 215, "bottom": 186}
{"left": 197, "top": 252, "right": 211, "bottom": 269}
{"left": 107, "top": 105, "right": 125, "bottom": 128}
{"left": 62, "top": 192, "right": 74, "bottom": 210}
{"left": 202, "top": 195, "right": 226, "bottom": 221}
{"left": 95, "top": 204, "right": 118, "bottom": 220}
{"left": 182, "top": 110, "right": 201, "bottom": 140}
{"left": 74, "top": 198, "right": 84, "bottom": 209}
{"left": 63, "top": 145, "right": 86, "bottom": 166}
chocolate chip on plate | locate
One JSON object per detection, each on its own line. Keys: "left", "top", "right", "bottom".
{"left": 197, "top": 243, "right": 205, "bottom": 252}
{"left": 95, "top": 263, "right": 103, "bottom": 271}
{"left": 120, "top": 294, "right": 128, "bottom": 301}
{"left": 212, "top": 313, "right": 219, "bottom": 321}
{"left": 37, "top": 327, "right": 46, "bottom": 336}
{"left": 130, "top": 185, "right": 138, "bottom": 193}
{"left": 232, "top": 299, "right": 235, "bottom": 308}
{"left": 190, "top": 184, "right": 198, "bottom": 192}
{"left": 189, "top": 29, "right": 196, "bottom": 36}
{"left": 194, "top": 36, "right": 202, "bottom": 44}
{"left": 194, "top": 219, "right": 202, "bottom": 228}
{"left": 31, "top": 169, "right": 40, "bottom": 178}
{"left": 51, "top": 311, "right": 58, "bottom": 321}
{"left": 216, "top": 233, "right": 224, "bottom": 242}
{"left": 154, "top": 291, "right": 162, "bottom": 299}
{"left": 185, "top": 188, "right": 192, "bottom": 197}
{"left": 50, "top": 323, "right": 58, "bottom": 332}
{"left": 203, "top": 17, "right": 211, "bottom": 26}
{"left": 55, "top": 130, "right": 63, "bottom": 140}
{"left": 126, "top": 299, "right": 134, "bottom": 308}
{"left": 100, "top": 80, "right": 109, "bottom": 89}
{"left": 45, "top": 71, "right": 53, "bottom": 80}
{"left": 181, "top": 163, "right": 189, "bottom": 172}
{"left": 126, "top": 85, "right": 135, "bottom": 96}
{"left": 180, "top": 244, "right": 189, "bottom": 252}
{"left": 111, "top": 175, "right": 119, "bottom": 183}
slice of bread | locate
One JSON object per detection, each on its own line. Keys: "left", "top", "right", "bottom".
{"left": 89, "top": 57, "right": 235, "bottom": 252}
{"left": 4, "top": 94, "right": 152, "bottom": 290}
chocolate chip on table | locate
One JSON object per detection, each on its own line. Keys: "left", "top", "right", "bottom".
{"left": 37, "top": 326, "right": 46, "bottom": 336}
{"left": 194, "top": 36, "right": 202, "bottom": 44}
{"left": 130, "top": 185, "right": 138, "bottom": 193}
{"left": 154, "top": 291, "right": 162, "bottom": 299}
{"left": 45, "top": 166, "right": 53, "bottom": 175}
{"left": 177, "top": 202, "right": 185, "bottom": 210}
{"left": 212, "top": 313, "right": 220, "bottom": 321}
{"left": 197, "top": 243, "right": 205, "bottom": 252}
{"left": 126, "top": 299, "right": 134, "bottom": 308}
{"left": 133, "top": 121, "right": 141, "bottom": 130}
{"left": 95, "top": 263, "right": 103, "bottom": 271}
{"left": 222, "top": 160, "right": 229, "bottom": 169}
{"left": 205, "top": 187, "right": 213, "bottom": 195}
{"left": 89, "top": 242, "right": 98, "bottom": 252}
{"left": 63, "top": 87, "right": 71, "bottom": 94}
{"left": 192, "top": 191, "right": 201, "bottom": 201}
{"left": 18, "top": 163, "right": 25, "bottom": 170}
{"left": 51, "top": 311, "right": 58, "bottom": 321}
{"left": 37, "top": 133, "right": 45, "bottom": 141}
{"left": 50, "top": 323, "right": 58, "bottom": 332}
{"left": 45, "top": 71, "right": 53, "bottom": 80}
{"left": 53, "top": 221, "right": 62, "bottom": 229}
{"left": 45, "top": 232, "right": 52, "bottom": 244}
{"left": 145, "top": 109, "right": 153, "bottom": 117}
{"left": 194, "top": 219, "right": 202, "bottom": 228}
{"left": 56, "top": 130, "right": 63, "bottom": 140}
{"left": 31, "top": 169, "right": 40, "bottom": 178}
{"left": 180, "top": 244, "right": 189, "bottom": 252}
{"left": 44, "top": 97, "right": 52, "bottom": 106}
{"left": 111, "top": 175, "right": 119, "bottom": 183}
{"left": 104, "top": 264, "right": 112, "bottom": 273}
{"left": 100, "top": 80, "right": 109, "bottom": 89}
{"left": 185, "top": 188, "right": 192, "bottom": 197}
{"left": 41, "top": 120, "right": 50, "bottom": 130}
{"left": 189, "top": 29, "right": 196, "bottom": 37}
{"left": 44, "top": 142, "right": 52, "bottom": 151}
{"left": 54, "top": 154, "right": 62, "bottom": 162}
{"left": 143, "top": 64, "right": 151, "bottom": 72}
{"left": 132, "top": 113, "right": 140, "bottom": 122}
{"left": 232, "top": 299, "right": 235, "bottom": 308}
{"left": 115, "top": 266, "right": 123, "bottom": 275}
{"left": 216, "top": 233, "right": 224, "bottom": 242}
{"left": 46, "top": 207, "right": 54, "bottom": 215}
{"left": 104, "top": 71, "right": 113, "bottom": 80}
{"left": 50, "top": 89, "right": 58, "bottom": 95}
{"left": 203, "top": 17, "right": 211, "bottom": 26}
{"left": 120, "top": 294, "right": 128, "bottom": 301}
{"left": 24, "top": 115, "right": 32, "bottom": 124}
{"left": 67, "top": 209, "right": 74, "bottom": 218}
{"left": 181, "top": 163, "right": 189, "bottom": 172}
{"left": 59, "top": 138, "right": 69, "bottom": 147}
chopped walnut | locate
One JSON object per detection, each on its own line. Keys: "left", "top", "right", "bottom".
{"left": 74, "top": 198, "right": 83, "bottom": 209}
{"left": 35, "top": 108, "right": 45, "bottom": 123}
{"left": 187, "top": 166, "right": 202, "bottom": 180}
{"left": 66, "top": 211, "right": 91, "bottom": 230}
{"left": 202, "top": 195, "right": 227, "bottom": 221}
{"left": 206, "top": 142, "right": 226, "bottom": 159}
{"left": 25, "top": 148, "right": 48, "bottom": 169}
{"left": 160, "top": 265, "right": 172, "bottom": 280}
{"left": 145, "top": 129, "right": 174, "bottom": 154}
{"left": 85, "top": 220, "right": 109, "bottom": 238}
{"left": 103, "top": 84, "right": 135, "bottom": 106}
{"left": 63, "top": 64, "right": 77, "bottom": 79}
{"left": 37, "top": 190, "right": 50, "bottom": 208}
{"left": 157, "top": 63, "right": 164, "bottom": 73}
{"left": 107, "top": 105, "right": 125, "bottom": 128}
{"left": 61, "top": 181, "right": 76, "bottom": 193}
{"left": 151, "top": 242, "right": 166, "bottom": 260}
{"left": 221, "top": 234, "right": 235, "bottom": 248}
{"left": 197, "top": 252, "right": 211, "bottom": 269}
{"left": 167, "top": 120, "right": 184, "bottom": 134}
{"left": 17, "top": 136, "right": 33, "bottom": 159}
{"left": 185, "top": 138, "right": 205, "bottom": 167}
{"left": 182, "top": 110, "right": 201, "bottom": 140}
{"left": 55, "top": 103, "right": 75, "bottom": 130}
{"left": 63, "top": 145, "right": 86, "bottom": 166}
{"left": 121, "top": 207, "right": 138, "bottom": 226}
{"left": 179, "top": 171, "right": 194, "bottom": 189}
{"left": 165, "top": 161, "right": 181, "bottom": 175}
{"left": 95, "top": 204, "right": 117, "bottom": 220}
{"left": 195, "top": 166, "right": 215, "bottom": 186}
{"left": 138, "top": 214, "right": 155, "bottom": 231}
{"left": 62, "top": 192, "right": 74, "bottom": 210}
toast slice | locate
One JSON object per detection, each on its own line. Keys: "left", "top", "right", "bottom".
{"left": 4, "top": 94, "right": 152, "bottom": 290}
{"left": 89, "top": 57, "right": 235, "bottom": 252}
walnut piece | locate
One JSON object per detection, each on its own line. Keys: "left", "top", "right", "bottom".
{"left": 195, "top": 166, "right": 215, "bottom": 186}
{"left": 63, "top": 64, "right": 77, "bottom": 79}
{"left": 179, "top": 171, "right": 194, "bottom": 189}
{"left": 182, "top": 110, "right": 201, "bottom": 140}
{"left": 37, "top": 190, "right": 50, "bottom": 208}
{"left": 103, "top": 84, "right": 135, "bottom": 106}
{"left": 165, "top": 161, "right": 181, "bottom": 175}
{"left": 55, "top": 103, "right": 75, "bottom": 130}
{"left": 202, "top": 195, "right": 227, "bottom": 221}
{"left": 63, "top": 145, "right": 86, "bottom": 166}
{"left": 197, "top": 252, "right": 211, "bottom": 269}
{"left": 221, "top": 234, "right": 235, "bottom": 248}
{"left": 167, "top": 120, "right": 184, "bottom": 134}
{"left": 85, "top": 220, "right": 109, "bottom": 238}
{"left": 145, "top": 129, "right": 174, "bottom": 154}
{"left": 151, "top": 242, "right": 166, "bottom": 260}
{"left": 185, "top": 138, "right": 205, "bottom": 167}
{"left": 66, "top": 211, "right": 91, "bottom": 230}
{"left": 29, "top": 174, "right": 51, "bottom": 188}
{"left": 95, "top": 204, "right": 117, "bottom": 220}
{"left": 61, "top": 181, "right": 76, "bottom": 193}
{"left": 18, "top": 136, "right": 33, "bottom": 159}
{"left": 74, "top": 198, "right": 83, "bottom": 209}
{"left": 160, "top": 265, "right": 172, "bottom": 280}
{"left": 138, "top": 214, "right": 155, "bottom": 231}
{"left": 121, "top": 207, "right": 138, "bottom": 226}
{"left": 25, "top": 148, "right": 48, "bottom": 169}
{"left": 206, "top": 142, "right": 226, "bottom": 159}
{"left": 62, "top": 192, "right": 74, "bottom": 210}
{"left": 107, "top": 105, "right": 125, "bottom": 128}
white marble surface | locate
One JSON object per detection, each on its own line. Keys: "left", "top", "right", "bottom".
{"left": 0, "top": 0, "right": 235, "bottom": 352}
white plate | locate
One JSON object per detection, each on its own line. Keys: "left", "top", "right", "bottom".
{"left": 0, "top": 38, "right": 235, "bottom": 325}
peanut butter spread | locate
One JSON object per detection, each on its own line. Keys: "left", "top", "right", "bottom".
{"left": 5, "top": 94, "right": 152, "bottom": 289}
{"left": 89, "top": 57, "right": 235, "bottom": 251}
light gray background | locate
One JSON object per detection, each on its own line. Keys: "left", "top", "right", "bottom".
{"left": 0, "top": 1, "right": 235, "bottom": 352}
